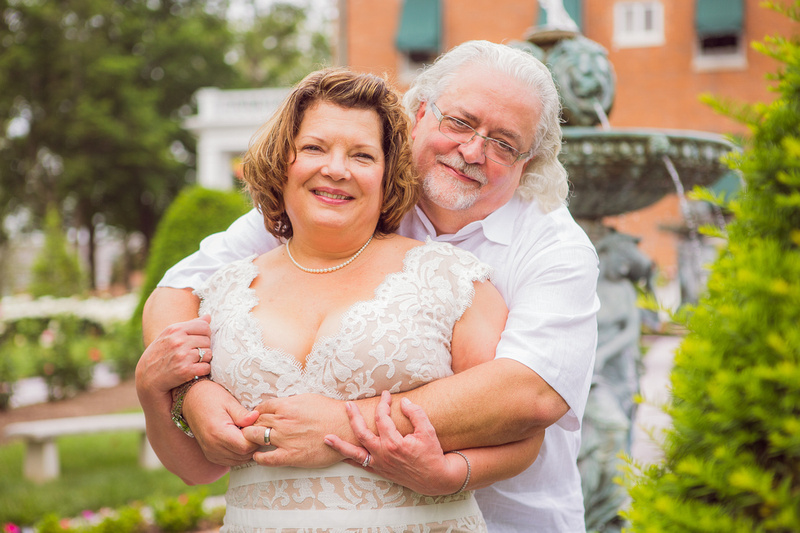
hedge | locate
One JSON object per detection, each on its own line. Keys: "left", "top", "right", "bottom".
{"left": 623, "top": 2, "right": 800, "bottom": 531}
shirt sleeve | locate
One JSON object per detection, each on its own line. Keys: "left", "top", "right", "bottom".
{"left": 496, "top": 241, "right": 600, "bottom": 431}
{"left": 158, "top": 208, "right": 281, "bottom": 290}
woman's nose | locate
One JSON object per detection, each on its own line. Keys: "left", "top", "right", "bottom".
{"left": 321, "top": 153, "right": 350, "bottom": 180}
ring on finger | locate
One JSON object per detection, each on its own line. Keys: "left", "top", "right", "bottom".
{"left": 264, "top": 427, "right": 272, "bottom": 446}
{"left": 197, "top": 348, "right": 205, "bottom": 363}
{"left": 362, "top": 453, "right": 371, "bottom": 468}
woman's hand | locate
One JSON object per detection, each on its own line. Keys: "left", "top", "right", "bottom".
{"left": 324, "top": 391, "right": 468, "bottom": 496}
{"left": 182, "top": 379, "right": 260, "bottom": 466}
{"left": 241, "top": 394, "right": 348, "bottom": 469}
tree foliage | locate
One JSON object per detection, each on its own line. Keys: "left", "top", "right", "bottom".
{"left": 0, "top": 0, "right": 243, "bottom": 285}
{"left": 230, "top": 1, "right": 331, "bottom": 87}
{"left": 623, "top": 2, "right": 800, "bottom": 531}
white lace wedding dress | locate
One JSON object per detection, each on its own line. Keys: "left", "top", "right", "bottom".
{"left": 197, "top": 240, "right": 491, "bottom": 533}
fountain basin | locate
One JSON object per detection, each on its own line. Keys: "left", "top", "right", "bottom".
{"left": 562, "top": 128, "right": 736, "bottom": 219}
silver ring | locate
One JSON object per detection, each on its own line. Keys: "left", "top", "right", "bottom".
{"left": 197, "top": 348, "right": 205, "bottom": 362}
{"left": 361, "top": 453, "right": 371, "bottom": 468}
{"left": 263, "top": 427, "right": 272, "bottom": 446}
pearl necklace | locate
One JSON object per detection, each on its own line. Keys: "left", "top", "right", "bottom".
{"left": 285, "top": 235, "right": 373, "bottom": 274}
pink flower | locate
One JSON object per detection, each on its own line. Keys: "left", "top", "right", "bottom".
{"left": 3, "top": 523, "right": 21, "bottom": 533}
{"left": 40, "top": 329, "right": 55, "bottom": 348}
{"left": 88, "top": 347, "right": 103, "bottom": 362}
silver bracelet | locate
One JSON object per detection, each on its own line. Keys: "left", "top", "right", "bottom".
{"left": 450, "top": 450, "right": 471, "bottom": 494}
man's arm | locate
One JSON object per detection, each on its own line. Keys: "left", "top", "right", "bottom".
{"left": 246, "top": 359, "right": 563, "bottom": 468}
{"left": 245, "top": 240, "right": 598, "bottom": 466}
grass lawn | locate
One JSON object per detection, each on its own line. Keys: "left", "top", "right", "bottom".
{"left": 0, "top": 429, "right": 228, "bottom": 527}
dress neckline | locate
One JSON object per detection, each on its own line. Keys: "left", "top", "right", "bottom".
{"left": 241, "top": 239, "right": 436, "bottom": 372}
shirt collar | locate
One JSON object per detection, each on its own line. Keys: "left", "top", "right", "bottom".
{"left": 414, "top": 195, "right": 521, "bottom": 246}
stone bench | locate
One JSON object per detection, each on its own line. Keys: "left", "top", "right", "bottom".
{"left": 4, "top": 412, "right": 162, "bottom": 482}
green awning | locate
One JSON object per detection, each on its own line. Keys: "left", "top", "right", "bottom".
{"left": 538, "top": 0, "right": 582, "bottom": 30}
{"left": 709, "top": 171, "right": 742, "bottom": 201}
{"left": 395, "top": 0, "right": 441, "bottom": 52}
{"left": 696, "top": 0, "right": 743, "bottom": 36}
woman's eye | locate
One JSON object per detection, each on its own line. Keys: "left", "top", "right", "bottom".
{"left": 355, "top": 152, "right": 375, "bottom": 161}
{"left": 301, "top": 144, "right": 322, "bottom": 152}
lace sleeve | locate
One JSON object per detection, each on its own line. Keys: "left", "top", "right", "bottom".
{"left": 194, "top": 255, "right": 259, "bottom": 318}
{"left": 423, "top": 240, "right": 494, "bottom": 321}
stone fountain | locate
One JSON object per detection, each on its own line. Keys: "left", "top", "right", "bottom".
{"left": 516, "top": 6, "right": 736, "bottom": 532}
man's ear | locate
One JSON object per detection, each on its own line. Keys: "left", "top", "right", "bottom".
{"left": 411, "top": 102, "right": 428, "bottom": 140}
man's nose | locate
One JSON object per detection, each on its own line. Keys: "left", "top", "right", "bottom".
{"left": 457, "top": 135, "right": 487, "bottom": 165}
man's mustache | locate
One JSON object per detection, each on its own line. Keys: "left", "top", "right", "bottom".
{"left": 435, "top": 154, "right": 489, "bottom": 186}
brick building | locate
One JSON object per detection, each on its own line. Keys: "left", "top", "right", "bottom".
{"left": 332, "top": 0, "right": 798, "bottom": 277}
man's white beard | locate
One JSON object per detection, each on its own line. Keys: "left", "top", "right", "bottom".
{"left": 422, "top": 155, "right": 488, "bottom": 211}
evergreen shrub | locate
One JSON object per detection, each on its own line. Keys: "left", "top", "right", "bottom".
{"left": 623, "top": 2, "right": 800, "bottom": 531}
{"left": 133, "top": 185, "right": 251, "bottom": 326}
{"left": 28, "top": 208, "right": 88, "bottom": 298}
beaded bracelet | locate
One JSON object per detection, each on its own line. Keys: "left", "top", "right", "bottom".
{"left": 170, "top": 375, "right": 211, "bottom": 438}
{"left": 450, "top": 450, "right": 471, "bottom": 495}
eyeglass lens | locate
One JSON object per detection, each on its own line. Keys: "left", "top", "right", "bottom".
{"left": 438, "top": 116, "right": 521, "bottom": 166}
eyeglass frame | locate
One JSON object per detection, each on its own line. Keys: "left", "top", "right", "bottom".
{"left": 428, "top": 102, "right": 533, "bottom": 167}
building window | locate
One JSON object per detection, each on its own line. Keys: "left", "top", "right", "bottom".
{"left": 693, "top": 0, "right": 746, "bottom": 70}
{"left": 613, "top": 1, "right": 664, "bottom": 49}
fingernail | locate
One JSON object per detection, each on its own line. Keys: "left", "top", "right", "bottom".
{"left": 401, "top": 398, "right": 411, "bottom": 406}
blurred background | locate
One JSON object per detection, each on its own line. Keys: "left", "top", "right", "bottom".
{"left": 0, "top": 1, "right": 797, "bottom": 530}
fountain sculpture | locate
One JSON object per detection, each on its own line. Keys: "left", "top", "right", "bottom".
{"left": 517, "top": 5, "right": 735, "bottom": 531}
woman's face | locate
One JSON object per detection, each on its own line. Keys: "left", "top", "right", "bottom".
{"left": 284, "top": 101, "right": 385, "bottom": 239}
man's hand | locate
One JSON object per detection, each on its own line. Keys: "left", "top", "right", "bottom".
{"left": 241, "top": 394, "right": 353, "bottom": 468}
{"left": 136, "top": 315, "right": 213, "bottom": 396}
{"left": 323, "top": 391, "right": 465, "bottom": 496}
{"left": 182, "top": 379, "right": 260, "bottom": 466}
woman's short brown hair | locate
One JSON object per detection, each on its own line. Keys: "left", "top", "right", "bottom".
{"left": 242, "top": 68, "right": 419, "bottom": 239}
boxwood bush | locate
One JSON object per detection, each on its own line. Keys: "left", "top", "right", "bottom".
{"left": 132, "top": 185, "right": 252, "bottom": 326}
{"left": 623, "top": 3, "right": 800, "bottom": 531}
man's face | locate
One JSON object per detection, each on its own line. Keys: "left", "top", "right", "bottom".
{"left": 411, "top": 64, "right": 541, "bottom": 232}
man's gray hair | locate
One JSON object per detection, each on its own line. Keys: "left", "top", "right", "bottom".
{"left": 404, "top": 40, "right": 569, "bottom": 213}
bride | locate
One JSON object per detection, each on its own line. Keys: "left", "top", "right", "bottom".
{"left": 156, "top": 68, "right": 541, "bottom": 532}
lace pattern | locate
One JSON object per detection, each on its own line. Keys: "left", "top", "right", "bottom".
{"left": 196, "top": 240, "right": 491, "bottom": 533}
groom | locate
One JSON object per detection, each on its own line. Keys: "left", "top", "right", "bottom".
{"left": 137, "top": 40, "right": 599, "bottom": 532}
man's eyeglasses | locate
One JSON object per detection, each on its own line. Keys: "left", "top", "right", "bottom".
{"left": 429, "top": 103, "right": 532, "bottom": 167}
